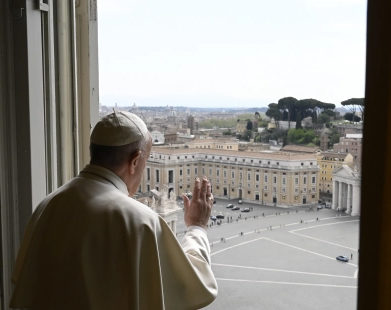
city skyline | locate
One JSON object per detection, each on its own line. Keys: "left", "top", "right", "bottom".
{"left": 98, "top": 0, "right": 367, "bottom": 108}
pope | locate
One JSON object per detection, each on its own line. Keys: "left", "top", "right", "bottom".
{"left": 10, "top": 111, "right": 217, "bottom": 310}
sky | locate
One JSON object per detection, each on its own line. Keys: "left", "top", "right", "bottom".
{"left": 98, "top": 0, "right": 367, "bottom": 108}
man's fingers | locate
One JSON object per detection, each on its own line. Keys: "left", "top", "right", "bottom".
{"left": 201, "top": 177, "right": 208, "bottom": 201}
{"left": 182, "top": 194, "right": 190, "bottom": 210}
{"left": 206, "top": 181, "right": 211, "bottom": 197}
{"left": 192, "top": 177, "right": 201, "bottom": 199}
{"left": 208, "top": 193, "right": 214, "bottom": 204}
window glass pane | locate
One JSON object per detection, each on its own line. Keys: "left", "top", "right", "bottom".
{"left": 98, "top": 1, "right": 366, "bottom": 309}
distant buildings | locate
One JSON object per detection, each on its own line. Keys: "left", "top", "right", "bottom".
{"left": 187, "top": 138, "right": 239, "bottom": 151}
{"left": 141, "top": 147, "right": 319, "bottom": 208}
{"left": 332, "top": 165, "right": 361, "bottom": 216}
{"left": 278, "top": 121, "right": 296, "bottom": 130}
{"left": 164, "top": 131, "right": 178, "bottom": 144}
{"left": 334, "top": 123, "right": 363, "bottom": 135}
{"left": 333, "top": 134, "right": 362, "bottom": 164}
{"left": 317, "top": 151, "right": 353, "bottom": 197}
{"left": 280, "top": 145, "right": 356, "bottom": 203}
{"left": 281, "top": 145, "right": 320, "bottom": 154}
{"left": 151, "top": 131, "right": 165, "bottom": 145}
{"left": 186, "top": 115, "right": 197, "bottom": 134}
{"left": 319, "top": 127, "right": 331, "bottom": 151}
{"left": 235, "top": 120, "right": 248, "bottom": 134}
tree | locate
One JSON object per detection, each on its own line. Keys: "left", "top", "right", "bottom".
{"left": 296, "top": 98, "right": 335, "bottom": 128}
{"left": 277, "top": 97, "right": 298, "bottom": 127}
{"left": 246, "top": 119, "right": 253, "bottom": 131}
{"left": 265, "top": 103, "right": 282, "bottom": 128}
{"left": 317, "top": 113, "right": 330, "bottom": 124}
{"left": 328, "top": 127, "right": 341, "bottom": 148}
{"left": 322, "top": 109, "right": 336, "bottom": 117}
{"left": 237, "top": 130, "right": 252, "bottom": 141}
{"left": 267, "top": 97, "right": 336, "bottom": 129}
{"left": 344, "top": 112, "right": 361, "bottom": 122}
{"left": 259, "top": 128, "right": 287, "bottom": 144}
{"left": 341, "top": 98, "right": 365, "bottom": 121}
{"left": 287, "top": 128, "right": 317, "bottom": 145}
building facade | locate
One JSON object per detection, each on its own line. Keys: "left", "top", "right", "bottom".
{"left": 334, "top": 123, "right": 363, "bottom": 136}
{"left": 333, "top": 135, "right": 362, "bottom": 164}
{"left": 332, "top": 165, "right": 361, "bottom": 216}
{"left": 141, "top": 147, "right": 319, "bottom": 207}
{"left": 317, "top": 152, "right": 353, "bottom": 195}
{"left": 188, "top": 138, "right": 239, "bottom": 151}
{"left": 151, "top": 130, "right": 165, "bottom": 145}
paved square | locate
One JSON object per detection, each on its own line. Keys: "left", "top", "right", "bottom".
{"left": 177, "top": 200, "right": 359, "bottom": 310}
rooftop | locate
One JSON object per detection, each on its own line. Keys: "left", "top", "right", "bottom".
{"left": 281, "top": 145, "right": 319, "bottom": 153}
{"left": 319, "top": 151, "right": 350, "bottom": 159}
{"left": 346, "top": 133, "right": 363, "bottom": 139}
{"left": 151, "top": 146, "right": 317, "bottom": 161}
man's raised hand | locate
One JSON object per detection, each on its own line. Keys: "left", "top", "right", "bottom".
{"left": 182, "top": 177, "right": 214, "bottom": 229}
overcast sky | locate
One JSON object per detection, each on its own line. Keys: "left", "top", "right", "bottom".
{"left": 98, "top": 0, "right": 367, "bottom": 108}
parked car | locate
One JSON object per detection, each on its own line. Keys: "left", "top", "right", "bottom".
{"left": 226, "top": 204, "right": 234, "bottom": 208}
{"left": 238, "top": 199, "right": 243, "bottom": 204}
{"left": 210, "top": 215, "right": 217, "bottom": 221}
{"left": 216, "top": 212, "right": 225, "bottom": 219}
{"left": 232, "top": 206, "right": 240, "bottom": 211}
{"left": 317, "top": 205, "right": 324, "bottom": 210}
{"left": 241, "top": 207, "right": 250, "bottom": 212}
{"left": 336, "top": 255, "right": 349, "bottom": 262}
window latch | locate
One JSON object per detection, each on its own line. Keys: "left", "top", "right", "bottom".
{"left": 36, "top": 0, "right": 49, "bottom": 12}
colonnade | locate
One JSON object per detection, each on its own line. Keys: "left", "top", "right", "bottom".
{"left": 332, "top": 180, "right": 360, "bottom": 216}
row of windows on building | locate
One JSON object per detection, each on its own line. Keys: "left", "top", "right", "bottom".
{"left": 142, "top": 183, "right": 317, "bottom": 200}
{"left": 194, "top": 145, "right": 234, "bottom": 149}
{"left": 151, "top": 153, "right": 314, "bottom": 167}
{"left": 146, "top": 167, "right": 317, "bottom": 185}
{"left": 143, "top": 184, "right": 318, "bottom": 199}
{"left": 322, "top": 157, "right": 344, "bottom": 162}
{"left": 320, "top": 164, "right": 336, "bottom": 168}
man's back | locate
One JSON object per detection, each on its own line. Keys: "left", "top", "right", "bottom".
{"left": 11, "top": 165, "right": 217, "bottom": 310}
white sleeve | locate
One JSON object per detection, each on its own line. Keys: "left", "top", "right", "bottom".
{"left": 182, "top": 226, "right": 211, "bottom": 265}
{"left": 157, "top": 218, "right": 218, "bottom": 309}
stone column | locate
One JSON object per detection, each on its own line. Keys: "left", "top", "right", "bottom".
{"left": 346, "top": 184, "right": 352, "bottom": 214}
{"left": 351, "top": 184, "right": 361, "bottom": 216}
{"left": 332, "top": 180, "right": 338, "bottom": 209}
{"left": 338, "top": 181, "right": 343, "bottom": 211}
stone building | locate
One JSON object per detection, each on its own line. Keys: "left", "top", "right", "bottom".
{"left": 333, "top": 123, "right": 363, "bottom": 136}
{"left": 281, "top": 145, "right": 319, "bottom": 154}
{"left": 236, "top": 120, "right": 248, "bottom": 134}
{"left": 187, "top": 138, "right": 239, "bottom": 151}
{"left": 332, "top": 165, "right": 361, "bottom": 216}
{"left": 333, "top": 134, "right": 362, "bottom": 164}
{"left": 187, "top": 115, "right": 196, "bottom": 134}
{"left": 164, "top": 131, "right": 178, "bottom": 144}
{"left": 137, "top": 187, "right": 181, "bottom": 233}
{"left": 319, "top": 127, "right": 331, "bottom": 151}
{"left": 151, "top": 130, "right": 165, "bottom": 145}
{"left": 140, "top": 147, "right": 319, "bottom": 208}
{"left": 317, "top": 151, "right": 353, "bottom": 196}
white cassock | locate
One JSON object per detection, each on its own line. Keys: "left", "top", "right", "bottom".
{"left": 10, "top": 165, "right": 218, "bottom": 310}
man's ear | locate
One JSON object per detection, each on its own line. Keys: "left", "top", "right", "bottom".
{"left": 128, "top": 150, "right": 142, "bottom": 175}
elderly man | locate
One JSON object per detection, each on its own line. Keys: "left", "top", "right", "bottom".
{"left": 10, "top": 112, "right": 217, "bottom": 310}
